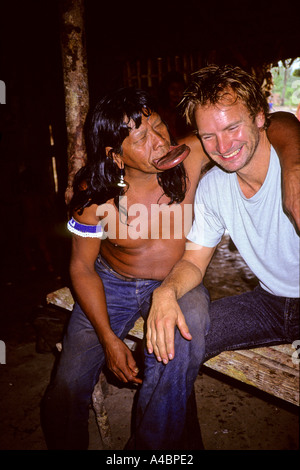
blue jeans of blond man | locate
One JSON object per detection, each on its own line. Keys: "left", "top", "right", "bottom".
{"left": 205, "top": 285, "right": 299, "bottom": 360}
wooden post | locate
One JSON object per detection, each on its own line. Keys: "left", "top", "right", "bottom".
{"left": 59, "top": 0, "right": 89, "bottom": 204}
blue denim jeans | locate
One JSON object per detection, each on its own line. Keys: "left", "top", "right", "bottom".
{"left": 204, "top": 285, "right": 299, "bottom": 360}
{"left": 41, "top": 255, "right": 210, "bottom": 450}
{"left": 130, "top": 282, "right": 210, "bottom": 450}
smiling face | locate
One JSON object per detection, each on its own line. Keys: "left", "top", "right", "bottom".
{"left": 119, "top": 112, "right": 171, "bottom": 174}
{"left": 195, "top": 94, "right": 266, "bottom": 175}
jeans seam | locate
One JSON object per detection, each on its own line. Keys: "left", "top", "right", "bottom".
{"left": 284, "top": 298, "right": 290, "bottom": 339}
{"left": 284, "top": 298, "right": 300, "bottom": 341}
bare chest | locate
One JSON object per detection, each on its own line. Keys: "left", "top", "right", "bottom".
{"left": 96, "top": 190, "right": 195, "bottom": 247}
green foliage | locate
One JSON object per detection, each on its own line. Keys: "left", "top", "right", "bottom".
{"left": 271, "top": 60, "right": 300, "bottom": 107}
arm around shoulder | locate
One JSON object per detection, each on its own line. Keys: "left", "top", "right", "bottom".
{"left": 267, "top": 111, "right": 300, "bottom": 168}
{"left": 267, "top": 111, "right": 300, "bottom": 232}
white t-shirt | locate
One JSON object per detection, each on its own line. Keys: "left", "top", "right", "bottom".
{"left": 187, "top": 146, "right": 300, "bottom": 298}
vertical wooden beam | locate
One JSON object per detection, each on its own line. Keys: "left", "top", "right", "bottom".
{"left": 59, "top": 0, "right": 89, "bottom": 204}
{"left": 157, "top": 57, "right": 163, "bottom": 83}
{"left": 137, "top": 60, "right": 142, "bottom": 88}
{"left": 147, "top": 59, "right": 152, "bottom": 89}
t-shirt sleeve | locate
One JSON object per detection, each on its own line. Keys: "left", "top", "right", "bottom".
{"left": 187, "top": 179, "right": 225, "bottom": 247}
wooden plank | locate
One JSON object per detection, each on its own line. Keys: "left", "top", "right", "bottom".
{"left": 235, "top": 347, "right": 299, "bottom": 374}
{"left": 126, "top": 314, "right": 299, "bottom": 405}
{"left": 272, "top": 344, "right": 295, "bottom": 355}
{"left": 204, "top": 350, "right": 299, "bottom": 406}
{"left": 127, "top": 317, "right": 144, "bottom": 340}
{"left": 46, "top": 287, "right": 74, "bottom": 311}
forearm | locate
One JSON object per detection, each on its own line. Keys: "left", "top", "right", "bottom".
{"left": 155, "top": 258, "right": 204, "bottom": 301}
{"left": 70, "top": 264, "right": 142, "bottom": 384}
{"left": 146, "top": 244, "right": 214, "bottom": 362}
{"left": 267, "top": 111, "right": 300, "bottom": 232}
{"left": 146, "top": 258, "right": 203, "bottom": 362}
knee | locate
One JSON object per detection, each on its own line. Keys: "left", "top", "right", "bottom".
{"left": 43, "top": 370, "right": 95, "bottom": 414}
{"left": 45, "top": 370, "right": 79, "bottom": 402}
{"left": 47, "top": 350, "right": 97, "bottom": 399}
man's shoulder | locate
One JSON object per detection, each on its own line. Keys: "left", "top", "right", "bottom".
{"left": 195, "top": 165, "right": 233, "bottom": 208}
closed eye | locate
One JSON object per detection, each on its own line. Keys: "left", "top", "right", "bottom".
{"left": 133, "top": 132, "right": 147, "bottom": 143}
{"left": 153, "top": 119, "right": 164, "bottom": 129}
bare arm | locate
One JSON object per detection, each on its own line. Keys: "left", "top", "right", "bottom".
{"left": 146, "top": 242, "right": 216, "bottom": 364}
{"left": 69, "top": 208, "right": 142, "bottom": 384}
{"left": 267, "top": 111, "right": 300, "bottom": 232}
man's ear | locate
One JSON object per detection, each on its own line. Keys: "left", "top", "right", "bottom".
{"left": 105, "top": 147, "right": 122, "bottom": 168}
{"left": 255, "top": 110, "right": 266, "bottom": 129}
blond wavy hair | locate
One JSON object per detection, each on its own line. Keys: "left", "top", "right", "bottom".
{"left": 181, "top": 65, "right": 270, "bottom": 130}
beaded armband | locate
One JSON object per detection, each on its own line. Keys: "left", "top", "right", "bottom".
{"left": 67, "top": 217, "right": 104, "bottom": 238}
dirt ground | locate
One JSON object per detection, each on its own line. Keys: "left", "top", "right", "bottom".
{"left": 0, "top": 234, "right": 299, "bottom": 452}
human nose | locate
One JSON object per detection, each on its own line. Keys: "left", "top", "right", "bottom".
{"left": 216, "top": 134, "right": 232, "bottom": 156}
{"left": 151, "top": 127, "right": 167, "bottom": 149}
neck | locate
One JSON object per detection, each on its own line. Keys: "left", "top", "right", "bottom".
{"left": 237, "top": 133, "right": 271, "bottom": 198}
{"left": 125, "top": 167, "right": 159, "bottom": 190}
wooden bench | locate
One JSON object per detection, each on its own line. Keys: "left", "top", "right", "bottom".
{"left": 46, "top": 286, "right": 300, "bottom": 448}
